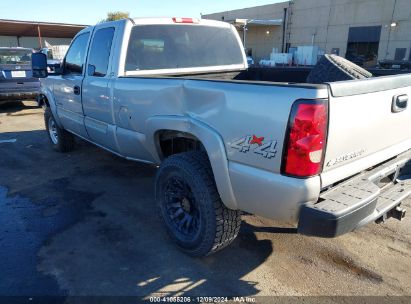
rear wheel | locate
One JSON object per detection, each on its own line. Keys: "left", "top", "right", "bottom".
{"left": 44, "top": 107, "right": 75, "bottom": 152}
{"left": 156, "top": 151, "right": 241, "bottom": 257}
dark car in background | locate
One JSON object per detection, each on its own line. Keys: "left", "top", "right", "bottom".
{"left": 0, "top": 47, "right": 40, "bottom": 105}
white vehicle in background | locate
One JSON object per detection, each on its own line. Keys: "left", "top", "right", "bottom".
{"left": 42, "top": 42, "right": 69, "bottom": 61}
{"left": 40, "top": 43, "right": 69, "bottom": 73}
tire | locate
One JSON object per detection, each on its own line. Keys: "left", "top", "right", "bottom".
{"left": 44, "top": 107, "right": 75, "bottom": 153}
{"left": 306, "top": 54, "right": 373, "bottom": 84}
{"left": 156, "top": 151, "right": 242, "bottom": 257}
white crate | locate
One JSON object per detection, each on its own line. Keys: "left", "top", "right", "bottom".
{"left": 296, "top": 46, "right": 320, "bottom": 66}
{"left": 270, "top": 53, "right": 293, "bottom": 64}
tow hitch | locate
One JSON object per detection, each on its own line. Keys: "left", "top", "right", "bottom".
{"left": 376, "top": 206, "right": 407, "bottom": 224}
{"left": 389, "top": 206, "right": 407, "bottom": 220}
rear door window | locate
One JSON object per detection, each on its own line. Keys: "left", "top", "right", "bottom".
{"left": 125, "top": 25, "right": 244, "bottom": 71}
{"left": 87, "top": 27, "right": 115, "bottom": 77}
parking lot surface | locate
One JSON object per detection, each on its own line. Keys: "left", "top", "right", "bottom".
{"left": 1, "top": 101, "right": 411, "bottom": 299}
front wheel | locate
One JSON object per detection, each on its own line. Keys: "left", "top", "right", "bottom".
{"left": 44, "top": 107, "right": 75, "bottom": 153}
{"left": 156, "top": 151, "right": 242, "bottom": 257}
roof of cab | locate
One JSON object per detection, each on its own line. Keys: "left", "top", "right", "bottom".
{"left": 74, "top": 17, "right": 232, "bottom": 38}
{"left": 130, "top": 17, "right": 232, "bottom": 28}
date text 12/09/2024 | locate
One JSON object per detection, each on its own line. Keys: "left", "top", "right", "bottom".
{"left": 149, "top": 296, "right": 256, "bottom": 303}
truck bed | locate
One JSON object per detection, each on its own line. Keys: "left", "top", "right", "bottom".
{"left": 163, "top": 68, "right": 310, "bottom": 83}
{"left": 168, "top": 67, "right": 408, "bottom": 84}
{"left": 160, "top": 68, "right": 411, "bottom": 189}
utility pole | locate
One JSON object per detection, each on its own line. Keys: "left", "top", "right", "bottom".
{"left": 385, "top": 0, "right": 397, "bottom": 60}
{"left": 37, "top": 25, "right": 43, "bottom": 49}
{"left": 281, "top": 7, "right": 288, "bottom": 53}
{"left": 243, "top": 20, "right": 248, "bottom": 51}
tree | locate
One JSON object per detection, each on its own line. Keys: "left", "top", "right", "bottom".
{"left": 101, "top": 11, "right": 130, "bottom": 22}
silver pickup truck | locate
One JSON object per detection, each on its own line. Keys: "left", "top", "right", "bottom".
{"left": 32, "top": 17, "right": 411, "bottom": 257}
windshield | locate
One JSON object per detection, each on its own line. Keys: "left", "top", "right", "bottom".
{"left": 125, "top": 25, "right": 244, "bottom": 71}
{"left": 0, "top": 49, "right": 32, "bottom": 65}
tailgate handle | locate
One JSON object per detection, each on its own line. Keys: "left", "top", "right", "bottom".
{"left": 392, "top": 94, "right": 408, "bottom": 113}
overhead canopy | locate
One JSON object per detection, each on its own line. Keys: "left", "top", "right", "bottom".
{"left": 234, "top": 19, "right": 283, "bottom": 27}
{"left": 0, "top": 19, "right": 87, "bottom": 38}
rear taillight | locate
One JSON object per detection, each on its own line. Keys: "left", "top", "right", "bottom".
{"left": 282, "top": 100, "right": 328, "bottom": 178}
{"left": 172, "top": 17, "right": 199, "bottom": 24}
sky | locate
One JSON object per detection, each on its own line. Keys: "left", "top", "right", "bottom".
{"left": 0, "top": 0, "right": 284, "bottom": 25}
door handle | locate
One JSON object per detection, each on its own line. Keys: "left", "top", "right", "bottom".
{"left": 392, "top": 94, "right": 408, "bottom": 113}
{"left": 73, "top": 85, "right": 81, "bottom": 96}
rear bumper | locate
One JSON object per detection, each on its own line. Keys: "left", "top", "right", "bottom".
{"left": 0, "top": 91, "right": 38, "bottom": 102}
{"left": 298, "top": 150, "right": 411, "bottom": 237}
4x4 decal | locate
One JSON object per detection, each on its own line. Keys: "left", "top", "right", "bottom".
{"left": 231, "top": 135, "right": 277, "bottom": 159}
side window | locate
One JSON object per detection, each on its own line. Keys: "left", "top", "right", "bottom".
{"left": 88, "top": 27, "right": 115, "bottom": 77}
{"left": 64, "top": 33, "right": 90, "bottom": 75}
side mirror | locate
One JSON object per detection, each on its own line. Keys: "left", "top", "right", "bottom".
{"left": 32, "top": 53, "right": 48, "bottom": 78}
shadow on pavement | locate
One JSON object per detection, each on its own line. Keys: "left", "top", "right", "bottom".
{"left": 0, "top": 129, "right": 276, "bottom": 297}
{"left": 0, "top": 100, "right": 39, "bottom": 114}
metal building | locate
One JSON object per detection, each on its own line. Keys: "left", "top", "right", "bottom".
{"left": 203, "top": 0, "right": 411, "bottom": 65}
{"left": 0, "top": 19, "right": 86, "bottom": 50}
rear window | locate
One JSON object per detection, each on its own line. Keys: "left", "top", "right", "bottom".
{"left": 125, "top": 25, "right": 244, "bottom": 71}
{"left": 0, "top": 49, "right": 32, "bottom": 65}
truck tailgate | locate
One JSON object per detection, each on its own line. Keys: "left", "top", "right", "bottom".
{"left": 321, "top": 74, "right": 411, "bottom": 187}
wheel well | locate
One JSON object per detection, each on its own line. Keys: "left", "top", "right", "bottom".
{"left": 157, "top": 130, "right": 205, "bottom": 159}
{"left": 38, "top": 94, "right": 50, "bottom": 107}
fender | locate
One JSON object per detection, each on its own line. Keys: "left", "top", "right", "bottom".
{"left": 39, "top": 86, "right": 63, "bottom": 127}
{"left": 145, "top": 115, "right": 238, "bottom": 210}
